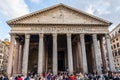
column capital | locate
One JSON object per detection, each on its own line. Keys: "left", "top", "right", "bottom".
{"left": 15, "top": 36, "right": 20, "bottom": 42}
{"left": 25, "top": 34, "right": 30, "bottom": 39}
{"left": 80, "top": 34, "right": 85, "bottom": 39}
{"left": 105, "top": 34, "right": 110, "bottom": 39}
{"left": 53, "top": 33, "right": 57, "bottom": 38}
{"left": 92, "top": 34, "right": 97, "bottom": 39}
{"left": 39, "top": 33, "right": 44, "bottom": 38}
{"left": 99, "top": 36, "right": 104, "bottom": 41}
{"left": 10, "top": 34, "right": 15, "bottom": 39}
{"left": 67, "top": 33, "right": 71, "bottom": 37}
{"left": 10, "top": 33, "right": 16, "bottom": 36}
{"left": 10, "top": 34, "right": 16, "bottom": 41}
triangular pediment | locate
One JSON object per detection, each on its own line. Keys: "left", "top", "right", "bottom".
{"left": 7, "top": 3, "right": 111, "bottom": 25}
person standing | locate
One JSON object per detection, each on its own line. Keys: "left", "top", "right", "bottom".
{"left": 18, "top": 76, "right": 22, "bottom": 80}
{"left": 70, "top": 74, "right": 76, "bottom": 80}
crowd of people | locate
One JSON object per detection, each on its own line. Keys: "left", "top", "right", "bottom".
{"left": 1, "top": 71, "right": 120, "bottom": 80}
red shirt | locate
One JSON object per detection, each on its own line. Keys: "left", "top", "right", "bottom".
{"left": 70, "top": 75, "right": 76, "bottom": 80}
{"left": 18, "top": 77, "right": 22, "bottom": 80}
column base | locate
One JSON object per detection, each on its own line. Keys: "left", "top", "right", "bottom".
{"left": 7, "top": 73, "right": 12, "bottom": 78}
{"left": 38, "top": 73, "right": 43, "bottom": 77}
{"left": 22, "top": 72, "right": 28, "bottom": 76}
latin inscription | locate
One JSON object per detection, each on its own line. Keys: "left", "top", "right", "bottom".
{"left": 31, "top": 27, "right": 91, "bottom": 32}
{"left": 11, "top": 26, "right": 108, "bottom": 34}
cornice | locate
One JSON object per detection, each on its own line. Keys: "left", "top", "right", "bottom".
{"left": 110, "top": 33, "right": 120, "bottom": 41}
{"left": 9, "top": 23, "right": 109, "bottom": 26}
{"left": 110, "top": 24, "right": 120, "bottom": 34}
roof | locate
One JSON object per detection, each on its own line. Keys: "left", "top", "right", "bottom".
{"left": 110, "top": 24, "right": 120, "bottom": 34}
{"left": 7, "top": 3, "right": 112, "bottom": 25}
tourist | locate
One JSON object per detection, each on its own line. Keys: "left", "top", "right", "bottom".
{"left": 2, "top": 75, "right": 9, "bottom": 80}
{"left": 108, "top": 71, "right": 114, "bottom": 79}
{"left": 88, "top": 73, "right": 93, "bottom": 80}
{"left": 113, "top": 72, "right": 119, "bottom": 80}
{"left": 37, "top": 74, "right": 41, "bottom": 80}
{"left": 46, "top": 73, "right": 51, "bottom": 80}
{"left": 76, "top": 73, "right": 84, "bottom": 80}
{"left": 0, "top": 75, "right": 3, "bottom": 80}
{"left": 60, "top": 73, "right": 63, "bottom": 80}
{"left": 34, "top": 76, "right": 37, "bottom": 80}
{"left": 24, "top": 75, "right": 30, "bottom": 80}
{"left": 76, "top": 74, "right": 81, "bottom": 80}
{"left": 84, "top": 73, "right": 89, "bottom": 80}
{"left": 103, "top": 72, "right": 109, "bottom": 80}
{"left": 14, "top": 76, "right": 18, "bottom": 80}
{"left": 43, "top": 72, "right": 47, "bottom": 79}
{"left": 21, "top": 75, "right": 25, "bottom": 80}
{"left": 30, "top": 75, "right": 34, "bottom": 80}
{"left": 63, "top": 73, "right": 69, "bottom": 80}
{"left": 70, "top": 74, "right": 76, "bottom": 80}
{"left": 18, "top": 75, "right": 22, "bottom": 80}
{"left": 57, "top": 73, "right": 61, "bottom": 80}
{"left": 9, "top": 75, "right": 14, "bottom": 80}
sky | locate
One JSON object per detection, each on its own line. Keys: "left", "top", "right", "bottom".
{"left": 0, "top": 0, "right": 120, "bottom": 40}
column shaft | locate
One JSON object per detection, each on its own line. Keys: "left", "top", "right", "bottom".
{"left": 53, "top": 33, "right": 57, "bottom": 75}
{"left": 18, "top": 44, "right": 22, "bottom": 74}
{"left": 73, "top": 46, "right": 76, "bottom": 72}
{"left": 67, "top": 33, "right": 73, "bottom": 74}
{"left": 105, "top": 34, "right": 115, "bottom": 71}
{"left": 7, "top": 34, "right": 15, "bottom": 77}
{"left": 77, "top": 41, "right": 82, "bottom": 72}
{"left": 46, "top": 49, "right": 48, "bottom": 72}
{"left": 99, "top": 37, "right": 107, "bottom": 72}
{"left": 22, "top": 34, "right": 30, "bottom": 75}
{"left": 13, "top": 41, "right": 19, "bottom": 74}
{"left": 92, "top": 34, "right": 102, "bottom": 74}
{"left": 91, "top": 44, "right": 96, "bottom": 73}
{"left": 76, "top": 46, "right": 79, "bottom": 72}
{"left": 80, "top": 34, "right": 88, "bottom": 73}
{"left": 38, "top": 34, "right": 44, "bottom": 75}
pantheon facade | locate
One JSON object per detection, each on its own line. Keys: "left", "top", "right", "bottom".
{"left": 7, "top": 4, "right": 115, "bottom": 76}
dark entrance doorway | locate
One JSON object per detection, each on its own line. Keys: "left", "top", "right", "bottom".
{"left": 58, "top": 51, "right": 65, "bottom": 71}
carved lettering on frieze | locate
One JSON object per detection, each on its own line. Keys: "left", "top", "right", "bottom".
{"left": 31, "top": 27, "right": 43, "bottom": 31}
{"left": 11, "top": 25, "right": 109, "bottom": 34}
{"left": 30, "top": 26, "right": 106, "bottom": 33}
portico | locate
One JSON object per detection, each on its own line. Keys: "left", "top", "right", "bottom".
{"left": 7, "top": 3, "right": 115, "bottom": 76}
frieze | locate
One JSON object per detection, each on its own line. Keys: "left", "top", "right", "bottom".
{"left": 11, "top": 25, "right": 109, "bottom": 34}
